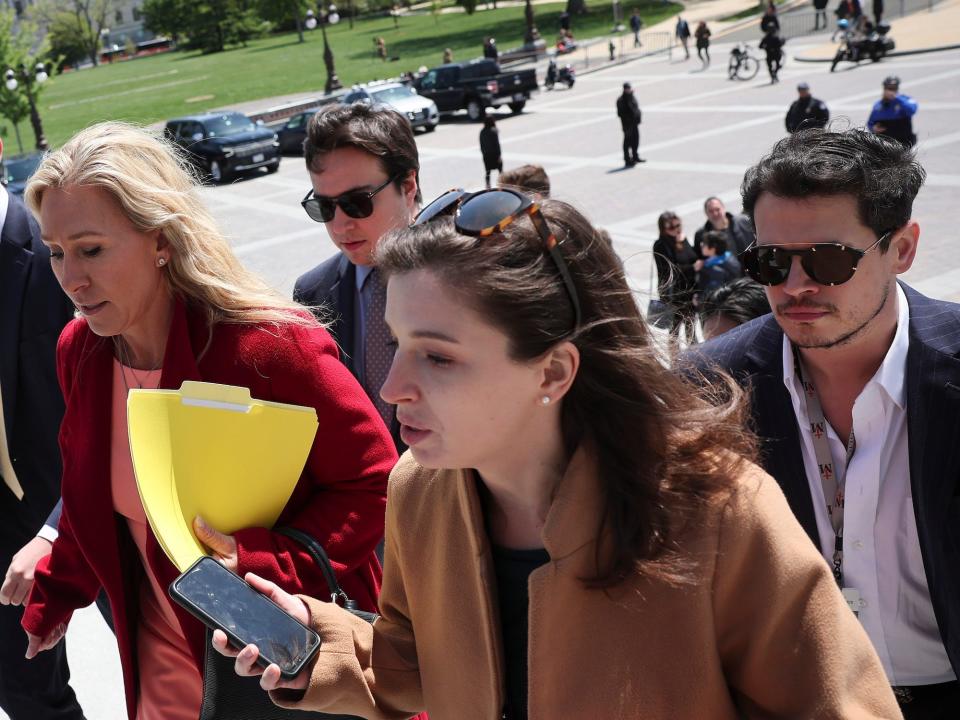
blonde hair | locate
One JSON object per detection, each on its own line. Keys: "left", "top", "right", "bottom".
{"left": 25, "top": 121, "right": 316, "bottom": 330}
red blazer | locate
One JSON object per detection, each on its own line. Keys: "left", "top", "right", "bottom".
{"left": 22, "top": 299, "right": 396, "bottom": 718}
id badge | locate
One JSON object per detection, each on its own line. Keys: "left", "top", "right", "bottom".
{"left": 842, "top": 587, "right": 861, "bottom": 618}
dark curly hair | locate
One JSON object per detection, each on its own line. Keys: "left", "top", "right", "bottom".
{"left": 741, "top": 128, "right": 925, "bottom": 251}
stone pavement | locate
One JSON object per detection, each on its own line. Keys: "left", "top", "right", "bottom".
{"left": 796, "top": 0, "right": 960, "bottom": 60}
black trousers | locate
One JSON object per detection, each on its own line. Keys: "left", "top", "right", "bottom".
{"left": 622, "top": 125, "right": 640, "bottom": 163}
{"left": 766, "top": 55, "right": 782, "bottom": 81}
{"left": 896, "top": 681, "right": 960, "bottom": 720}
{"left": 0, "top": 588, "right": 86, "bottom": 720}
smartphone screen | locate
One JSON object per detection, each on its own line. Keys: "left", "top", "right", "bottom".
{"left": 169, "top": 557, "right": 320, "bottom": 678}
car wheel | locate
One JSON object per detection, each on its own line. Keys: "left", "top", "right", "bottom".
{"left": 209, "top": 160, "right": 224, "bottom": 184}
{"left": 266, "top": 161, "right": 280, "bottom": 173}
{"left": 466, "top": 100, "right": 483, "bottom": 122}
{"left": 508, "top": 101, "right": 526, "bottom": 114}
{"left": 424, "top": 122, "right": 437, "bottom": 133}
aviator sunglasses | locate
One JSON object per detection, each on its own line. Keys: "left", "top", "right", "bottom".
{"left": 414, "top": 188, "right": 583, "bottom": 328}
{"left": 741, "top": 231, "right": 891, "bottom": 287}
{"left": 301, "top": 173, "right": 399, "bottom": 223}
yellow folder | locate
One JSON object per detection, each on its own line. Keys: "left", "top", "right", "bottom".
{"left": 128, "top": 381, "right": 319, "bottom": 571}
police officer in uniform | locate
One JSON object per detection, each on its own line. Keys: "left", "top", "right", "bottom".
{"left": 785, "top": 82, "right": 830, "bottom": 133}
{"left": 867, "top": 76, "right": 918, "bottom": 147}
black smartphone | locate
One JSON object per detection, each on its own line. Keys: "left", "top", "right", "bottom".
{"left": 169, "top": 556, "right": 320, "bottom": 679}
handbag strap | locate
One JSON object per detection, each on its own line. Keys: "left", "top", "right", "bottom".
{"left": 275, "top": 526, "right": 378, "bottom": 624}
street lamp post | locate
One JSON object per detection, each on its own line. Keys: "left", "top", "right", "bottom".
{"left": 306, "top": 8, "right": 342, "bottom": 94}
{"left": 5, "top": 62, "right": 49, "bottom": 151}
{"left": 523, "top": 0, "right": 540, "bottom": 45}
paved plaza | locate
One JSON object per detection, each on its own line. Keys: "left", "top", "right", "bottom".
{"left": 4, "top": 31, "right": 959, "bottom": 720}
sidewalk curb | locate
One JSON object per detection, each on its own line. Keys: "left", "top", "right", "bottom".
{"left": 794, "top": 42, "right": 960, "bottom": 62}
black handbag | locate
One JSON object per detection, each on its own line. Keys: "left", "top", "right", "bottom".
{"left": 197, "top": 527, "right": 376, "bottom": 720}
{"left": 647, "top": 257, "right": 675, "bottom": 330}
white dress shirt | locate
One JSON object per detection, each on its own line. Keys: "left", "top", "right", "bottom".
{"left": 783, "top": 284, "right": 955, "bottom": 686}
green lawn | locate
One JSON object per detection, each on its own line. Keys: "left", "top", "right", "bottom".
{"left": 25, "top": 0, "right": 680, "bottom": 148}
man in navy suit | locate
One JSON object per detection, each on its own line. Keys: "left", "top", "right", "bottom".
{"left": 293, "top": 104, "right": 421, "bottom": 454}
{"left": 693, "top": 129, "right": 959, "bottom": 718}
{"left": 0, "top": 138, "right": 85, "bottom": 718}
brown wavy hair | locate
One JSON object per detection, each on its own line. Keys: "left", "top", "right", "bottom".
{"left": 376, "top": 200, "right": 755, "bottom": 587}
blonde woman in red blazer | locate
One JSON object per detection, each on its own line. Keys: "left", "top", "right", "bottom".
{"left": 216, "top": 194, "right": 902, "bottom": 719}
{"left": 19, "top": 122, "right": 395, "bottom": 720}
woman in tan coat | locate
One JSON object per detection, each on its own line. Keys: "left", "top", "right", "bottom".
{"left": 215, "top": 192, "right": 901, "bottom": 719}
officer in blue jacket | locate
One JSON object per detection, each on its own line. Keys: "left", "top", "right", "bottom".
{"left": 867, "top": 75, "right": 918, "bottom": 147}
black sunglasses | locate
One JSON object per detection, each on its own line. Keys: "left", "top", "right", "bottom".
{"left": 414, "top": 188, "right": 582, "bottom": 329}
{"left": 301, "top": 174, "right": 398, "bottom": 223}
{"left": 741, "top": 232, "right": 891, "bottom": 287}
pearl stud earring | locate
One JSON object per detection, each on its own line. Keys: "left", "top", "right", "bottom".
{"left": 157, "top": 257, "right": 167, "bottom": 267}
{"left": 541, "top": 396, "right": 551, "bottom": 406}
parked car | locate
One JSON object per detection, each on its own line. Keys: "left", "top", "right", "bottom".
{"left": 413, "top": 59, "right": 538, "bottom": 121}
{"left": 341, "top": 82, "right": 439, "bottom": 132}
{"left": 1, "top": 152, "right": 44, "bottom": 196}
{"left": 277, "top": 109, "right": 321, "bottom": 154}
{"left": 164, "top": 112, "right": 280, "bottom": 184}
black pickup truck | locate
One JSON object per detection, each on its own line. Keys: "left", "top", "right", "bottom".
{"left": 413, "top": 59, "right": 538, "bottom": 121}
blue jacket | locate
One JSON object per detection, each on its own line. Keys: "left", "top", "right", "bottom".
{"left": 867, "top": 93, "right": 918, "bottom": 146}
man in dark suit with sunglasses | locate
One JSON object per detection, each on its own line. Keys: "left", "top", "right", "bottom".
{"left": 293, "top": 104, "right": 421, "bottom": 454}
{"left": 691, "top": 129, "right": 960, "bottom": 718}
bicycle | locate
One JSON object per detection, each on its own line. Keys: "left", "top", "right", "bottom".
{"left": 727, "top": 43, "right": 760, "bottom": 81}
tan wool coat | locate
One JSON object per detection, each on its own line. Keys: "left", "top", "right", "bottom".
{"left": 273, "top": 449, "right": 902, "bottom": 720}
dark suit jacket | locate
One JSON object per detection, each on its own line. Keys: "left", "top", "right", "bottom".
{"left": 690, "top": 283, "right": 960, "bottom": 676}
{"left": 294, "top": 254, "right": 406, "bottom": 453}
{"left": 0, "top": 191, "right": 75, "bottom": 556}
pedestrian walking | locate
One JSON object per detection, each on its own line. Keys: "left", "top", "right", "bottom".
{"left": 20, "top": 122, "right": 393, "bottom": 720}
{"left": 653, "top": 211, "right": 698, "bottom": 340}
{"left": 867, "top": 75, "right": 918, "bottom": 146}
{"left": 213, "top": 192, "right": 902, "bottom": 720}
{"left": 695, "top": 231, "right": 742, "bottom": 297}
{"left": 630, "top": 8, "right": 643, "bottom": 47}
{"left": 835, "top": 0, "right": 863, "bottom": 23}
{"left": 675, "top": 16, "right": 691, "bottom": 59}
{"left": 693, "top": 196, "right": 755, "bottom": 260}
{"left": 814, "top": 0, "right": 829, "bottom": 29}
{"left": 760, "top": 1, "right": 780, "bottom": 34}
{"left": 695, "top": 21, "right": 711, "bottom": 66}
{"left": 0, "top": 136, "right": 86, "bottom": 720}
{"left": 479, "top": 116, "right": 502, "bottom": 188}
{"left": 694, "top": 128, "right": 960, "bottom": 717}
{"left": 759, "top": 27, "right": 786, "bottom": 83}
{"left": 616, "top": 82, "right": 644, "bottom": 166}
{"left": 483, "top": 36, "right": 498, "bottom": 59}
{"left": 376, "top": 36, "right": 387, "bottom": 61}
{"left": 785, "top": 82, "right": 830, "bottom": 132}
{"left": 873, "top": 0, "right": 883, "bottom": 23}
{"left": 442, "top": 47, "right": 453, "bottom": 64}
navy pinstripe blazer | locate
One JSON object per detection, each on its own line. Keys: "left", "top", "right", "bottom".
{"left": 692, "top": 282, "right": 960, "bottom": 676}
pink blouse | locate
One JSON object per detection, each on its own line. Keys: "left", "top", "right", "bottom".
{"left": 110, "top": 360, "right": 202, "bottom": 720}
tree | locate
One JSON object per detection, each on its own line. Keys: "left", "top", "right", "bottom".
{"left": 565, "top": 0, "right": 588, "bottom": 14}
{"left": 255, "top": 0, "right": 309, "bottom": 42}
{"left": 458, "top": 0, "right": 477, "bottom": 15}
{"left": 0, "top": 9, "right": 50, "bottom": 151}
{"left": 32, "top": 0, "right": 119, "bottom": 67}
{"left": 142, "top": 0, "right": 191, "bottom": 44}
{"left": 187, "top": 1, "right": 268, "bottom": 54}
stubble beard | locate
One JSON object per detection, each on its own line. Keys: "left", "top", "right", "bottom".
{"left": 787, "top": 281, "right": 891, "bottom": 350}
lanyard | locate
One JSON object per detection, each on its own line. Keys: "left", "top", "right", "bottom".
{"left": 792, "top": 346, "right": 857, "bottom": 587}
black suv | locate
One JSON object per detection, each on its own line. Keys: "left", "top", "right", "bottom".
{"left": 164, "top": 112, "right": 280, "bottom": 184}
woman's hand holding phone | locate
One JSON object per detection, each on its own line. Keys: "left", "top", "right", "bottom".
{"left": 210, "top": 572, "right": 312, "bottom": 691}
